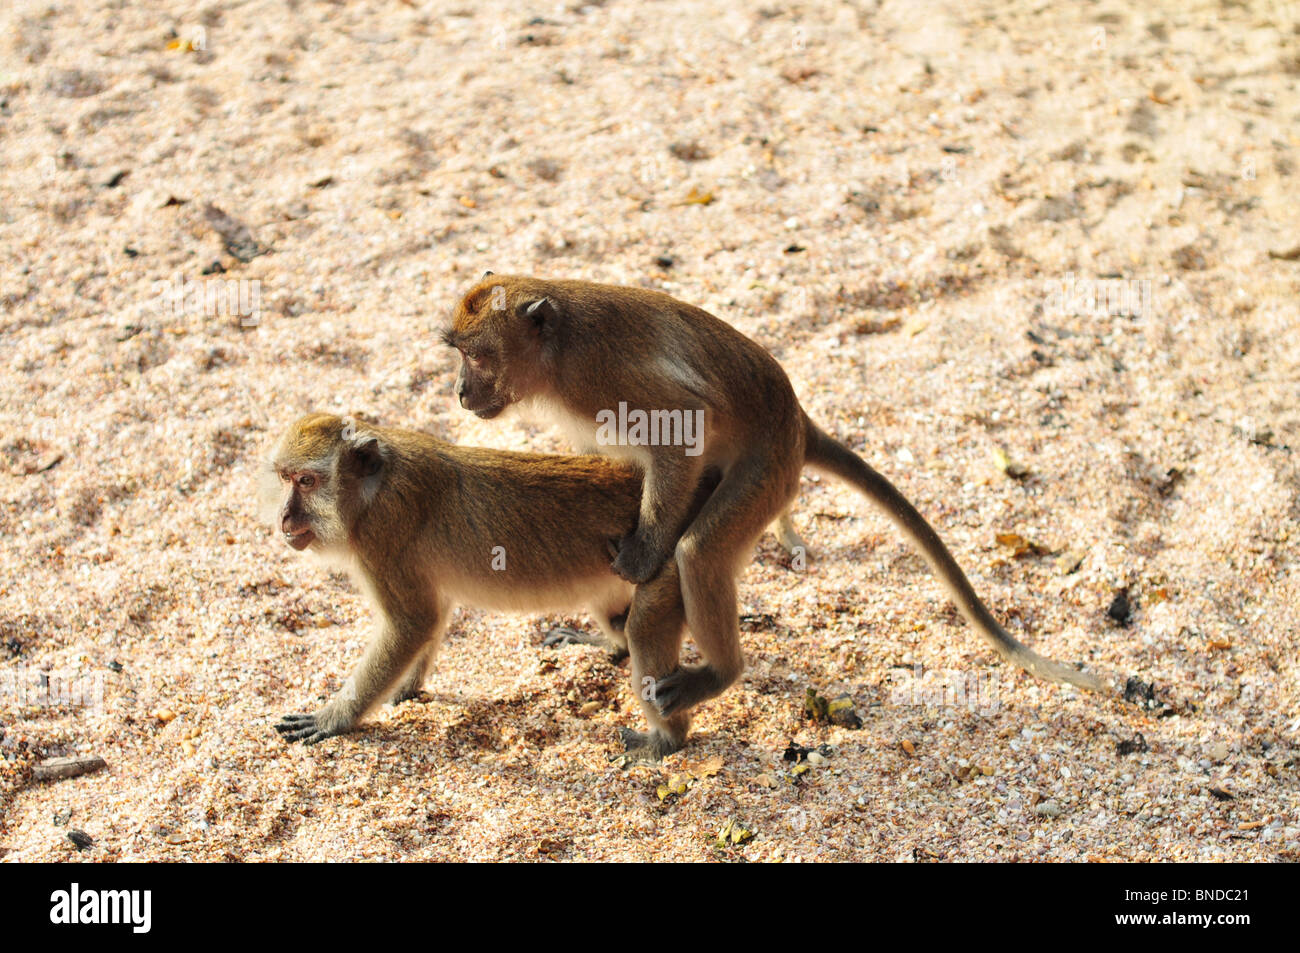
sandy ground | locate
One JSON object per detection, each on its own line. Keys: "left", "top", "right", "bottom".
{"left": 1, "top": 0, "right": 1298, "bottom": 862}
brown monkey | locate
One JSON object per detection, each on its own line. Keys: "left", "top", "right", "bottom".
{"left": 261, "top": 412, "right": 711, "bottom": 756}
{"left": 446, "top": 276, "right": 1113, "bottom": 723}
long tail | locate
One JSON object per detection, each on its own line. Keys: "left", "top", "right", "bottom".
{"left": 803, "top": 418, "right": 1115, "bottom": 695}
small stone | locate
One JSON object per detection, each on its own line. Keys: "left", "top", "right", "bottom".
{"left": 32, "top": 755, "right": 107, "bottom": 782}
{"left": 1056, "top": 551, "right": 1085, "bottom": 575}
{"left": 1035, "top": 800, "right": 1063, "bottom": 818}
{"left": 1107, "top": 589, "right": 1133, "bottom": 626}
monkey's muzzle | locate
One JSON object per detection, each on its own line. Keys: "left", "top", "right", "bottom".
{"left": 284, "top": 529, "right": 316, "bottom": 550}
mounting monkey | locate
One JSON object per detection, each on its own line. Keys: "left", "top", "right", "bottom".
{"left": 446, "top": 275, "right": 1113, "bottom": 727}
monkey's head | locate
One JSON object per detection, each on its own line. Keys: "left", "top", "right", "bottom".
{"left": 444, "top": 274, "right": 562, "bottom": 419}
{"left": 260, "top": 413, "right": 387, "bottom": 553}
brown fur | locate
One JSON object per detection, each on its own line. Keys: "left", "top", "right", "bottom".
{"left": 448, "top": 276, "right": 1115, "bottom": 716}
{"left": 261, "top": 413, "right": 698, "bottom": 757}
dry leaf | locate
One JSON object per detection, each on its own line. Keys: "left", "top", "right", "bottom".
{"left": 715, "top": 818, "right": 754, "bottom": 847}
{"left": 1056, "top": 550, "right": 1085, "bottom": 575}
{"left": 681, "top": 754, "right": 724, "bottom": 779}
{"left": 993, "top": 448, "right": 1030, "bottom": 479}
{"left": 656, "top": 776, "right": 690, "bottom": 802}
{"left": 854, "top": 316, "right": 902, "bottom": 335}
{"left": 994, "top": 532, "right": 1041, "bottom": 557}
{"left": 679, "top": 187, "right": 715, "bottom": 206}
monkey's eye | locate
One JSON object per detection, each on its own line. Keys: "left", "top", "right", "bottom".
{"left": 296, "top": 474, "right": 316, "bottom": 490}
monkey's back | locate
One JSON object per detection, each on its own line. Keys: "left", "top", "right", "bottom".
{"left": 541, "top": 278, "right": 806, "bottom": 447}
{"left": 381, "top": 429, "right": 643, "bottom": 609}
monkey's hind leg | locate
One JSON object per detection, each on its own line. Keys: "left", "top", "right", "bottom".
{"left": 618, "top": 562, "right": 691, "bottom": 763}
{"left": 656, "top": 458, "right": 798, "bottom": 719}
{"left": 389, "top": 643, "right": 439, "bottom": 703}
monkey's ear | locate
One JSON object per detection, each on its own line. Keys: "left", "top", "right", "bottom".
{"left": 516, "top": 296, "right": 559, "bottom": 332}
{"left": 345, "top": 436, "right": 387, "bottom": 504}
{"left": 344, "top": 436, "right": 384, "bottom": 477}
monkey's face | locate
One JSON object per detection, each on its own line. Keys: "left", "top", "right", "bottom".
{"left": 445, "top": 276, "right": 558, "bottom": 418}
{"left": 261, "top": 414, "right": 381, "bottom": 553}
{"left": 450, "top": 339, "right": 508, "bottom": 419}
{"left": 275, "top": 467, "right": 325, "bottom": 550}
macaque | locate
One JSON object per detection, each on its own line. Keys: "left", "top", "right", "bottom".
{"left": 262, "top": 413, "right": 707, "bottom": 757}
{"left": 446, "top": 276, "right": 1112, "bottom": 724}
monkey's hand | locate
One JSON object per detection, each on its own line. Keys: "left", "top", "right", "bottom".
{"left": 275, "top": 708, "right": 353, "bottom": 745}
{"left": 610, "top": 531, "right": 671, "bottom": 584}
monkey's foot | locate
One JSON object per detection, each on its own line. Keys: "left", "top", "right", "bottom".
{"left": 652, "top": 666, "right": 716, "bottom": 718}
{"left": 275, "top": 712, "right": 348, "bottom": 745}
{"left": 610, "top": 532, "right": 669, "bottom": 585}
{"left": 614, "top": 727, "right": 683, "bottom": 764}
{"left": 390, "top": 687, "right": 432, "bottom": 705}
{"left": 543, "top": 627, "right": 628, "bottom": 662}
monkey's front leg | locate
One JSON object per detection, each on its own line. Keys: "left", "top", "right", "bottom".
{"left": 612, "top": 451, "right": 703, "bottom": 584}
{"left": 276, "top": 609, "right": 446, "bottom": 745}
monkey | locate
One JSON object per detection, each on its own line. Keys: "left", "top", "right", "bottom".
{"left": 261, "top": 412, "right": 713, "bottom": 755}
{"left": 446, "top": 275, "right": 1114, "bottom": 726}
